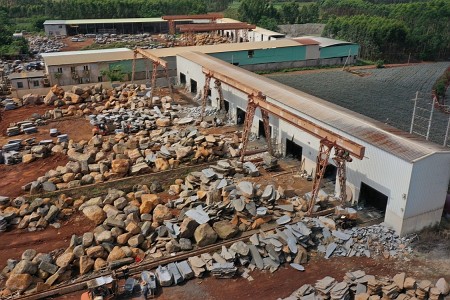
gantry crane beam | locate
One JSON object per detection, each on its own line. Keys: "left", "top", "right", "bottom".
{"left": 162, "top": 13, "right": 224, "bottom": 35}
{"left": 134, "top": 48, "right": 168, "bottom": 69}
{"left": 132, "top": 48, "right": 172, "bottom": 101}
{"left": 176, "top": 23, "right": 256, "bottom": 32}
{"left": 201, "top": 67, "right": 365, "bottom": 160}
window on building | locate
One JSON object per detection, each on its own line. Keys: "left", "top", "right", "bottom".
{"left": 33, "top": 80, "right": 39, "bottom": 87}
{"left": 83, "top": 65, "right": 89, "bottom": 71}
{"left": 98, "top": 76, "right": 103, "bottom": 82}
{"left": 58, "top": 25, "right": 62, "bottom": 29}
{"left": 57, "top": 67, "right": 63, "bottom": 73}
{"left": 248, "top": 50, "right": 254, "bottom": 58}
{"left": 71, "top": 67, "right": 76, "bottom": 73}
{"left": 17, "top": 82, "right": 23, "bottom": 88}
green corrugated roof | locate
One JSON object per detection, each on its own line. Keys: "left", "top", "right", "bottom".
{"left": 44, "top": 18, "right": 166, "bottom": 25}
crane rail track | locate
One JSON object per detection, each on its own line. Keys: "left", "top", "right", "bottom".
{"left": 17, "top": 222, "right": 284, "bottom": 300}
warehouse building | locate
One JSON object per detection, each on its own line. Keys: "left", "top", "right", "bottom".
{"left": 217, "top": 18, "right": 286, "bottom": 42}
{"left": 41, "top": 48, "right": 149, "bottom": 86}
{"left": 8, "top": 71, "right": 47, "bottom": 90}
{"left": 44, "top": 18, "right": 170, "bottom": 36}
{"left": 41, "top": 38, "right": 359, "bottom": 87}
{"left": 176, "top": 51, "right": 450, "bottom": 236}
{"left": 294, "top": 36, "right": 360, "bottom": 64}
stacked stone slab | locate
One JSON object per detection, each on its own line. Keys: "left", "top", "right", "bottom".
{"left": 284, "top": 273, "right": 449, "bottom": 300}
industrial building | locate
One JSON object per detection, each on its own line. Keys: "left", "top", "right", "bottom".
{"left": 41, "top": 37, "right": 359, "bottom": 87}
{"left": 7, "top": 71, "right": 47, "bottom": 90}
{"left": 41, "top": 48, "right": 150, "bottom": 86}
{"left": 44, "top": 18, "right": 170, "bottom": 36}
{"left": 42, "top": 16, "right": 286, "bottom": 42}
{"left": 175, "top": 51, "right": 450, "bottom": 236}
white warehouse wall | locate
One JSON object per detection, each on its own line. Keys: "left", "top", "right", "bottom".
{"left": 176, "top": 54, "right": 448, "bottom": 235}
{"left": 401, "top": 153, "right": 450, "bottom": 234}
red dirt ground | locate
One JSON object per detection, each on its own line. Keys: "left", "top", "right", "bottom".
{"left": 0, "top": 212, "right": 95, "bottom": 285}
{"left": 0, "top": 104, "right": 94, "bottom": 197}
{"left": 60, "top": 37, "right": 95, "bottom": 52}
{"left": 60, "top": 254, "right": 450, "bottom": 300}
{"left": 0, "top": 152, "right": 69, "bottom": 197}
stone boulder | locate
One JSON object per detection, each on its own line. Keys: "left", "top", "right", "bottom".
{"left": 155, "top": 158, "right": 169, "bottom": 171}
{"left": 12, "top": 260, "right": 37, "bottom": 275}
{"left": 56, "top": 252, "right": 74, "bottom": 268}
{"left": 212, "top": 220, "right": 239, "bottom": 240}
{"left": 111, "top": 159, "right": 130, "bottom": 175}
{"left": 140, "top": 194, "right": 160, "bottom": 214}
{"left": 6, "top": 274, "right": 33, "bottom": 292}
{"left": 152, "top": 204, "right": 172, "bottom": 224}
{"left": 23, "top": 93, "right": 42, "bottom": 105}
{"left": 67, "top": 149, "right": 95, "bottom": 164}
{"left": 107, "top": 246, "right": 126, "bottom": 262}
{"left": 82, "top": 205, "right": 106, "bottom": 225}
{"left": 79, "top": 256, "right": 94, "bottom": 275}
{"left": 64, "top": 92, "right": 81, "bottom": 104}
{"left": 194, "top": 223, "right": 217, "bottom": 247}
{"left": 179, "top": 217, "right": 199, "bottom": 239}
{"left": 44, "top": 90, "right": 58, "bottom": 105}
{"left": 436, "top": 278, "right": 450, "bottom": 295}
{"left": 156, "top": 118, "right": 171, "bottom": 127}
{"left": 71, "top": 86, "right": 84, "bottom": 95}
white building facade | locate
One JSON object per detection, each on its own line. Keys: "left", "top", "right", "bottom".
{"left": 176, "top": 51, "right": 450, "bottom": 236}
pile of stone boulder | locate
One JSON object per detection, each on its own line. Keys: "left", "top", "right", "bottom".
{"left": 0, "top": 194, "right": 76, "bottom": 232}
{"left": 22, "top": 125, "right": 237, "bottom": 193}
{"left": 0, "top": 159, "right": 418, "bottom": 297}
{"left": 283, "top": 271, "right": 449, "bottom": 300}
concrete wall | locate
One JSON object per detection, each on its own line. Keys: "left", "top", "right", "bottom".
{"left": 210, "top": 46, "right": 306, "bottom": 66}
{"left": 401, "top": 153, "right": 450, "bottom": 234}
{"left": 10, "top": 77, "right": 46, "bottom": 90}
{"left": 12, "top": 79, "right": 149, "bottom": 98}
{"left": 176, "top": 54, "right": 447, "bottom": 235}
{"left": 44, "top": 24, "right": 67, "bottom": 36}
{"left": 320, "top": 44, "right": 359, "bottom": 59}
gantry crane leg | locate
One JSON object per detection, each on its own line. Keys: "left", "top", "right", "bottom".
{"left": 332, "top": 148, "right": 352, "bottom": 204}
{"left": 164, "top": 67, "right": 173, "bottom": 99}
{"left": 261, "top": 109, "right": 273, "bottom": 156}
{"left": 240, "top": 98, "right": 257, "bottom": 162}
{"left": 307, "top": 139, "right": 335, "bottom": 215}
{"left": 150, "top": 62, "right": 158, "bottom": 106}
{"left": 201, "top": 74, "right": 212, "bottom": 121}
{"left": 214, "top": 79, "right": 225, "bottom": 112}
{"left": 131, "top": 52, "right": 137, "bottom": 83}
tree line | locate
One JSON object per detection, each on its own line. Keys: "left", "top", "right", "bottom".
{"left": 0, "top": 0, "right": 209, "bottom": 19}
{"left": 0, "top": 8, "right": 28, "bottom": 58}
{"left": 238, "top": 0, "right": 449, "bottom": 62}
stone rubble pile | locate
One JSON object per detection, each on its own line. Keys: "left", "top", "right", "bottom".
{"left": 21, "top": 124, "right": 235, "bottom": 193}
{"left": 282, "top": 271, "right": 450, "bottom": 300}
{"left": 179, "top": 33, "right": 231, "bottom": 46}
{"left": 0, "top": 194, "right": 77, "bottom": 232}
{"left": 27, "top": 36, "right": 66, "bottom": 54}
{"left": 0, "top": 159, "right": 416, "bottom": 296}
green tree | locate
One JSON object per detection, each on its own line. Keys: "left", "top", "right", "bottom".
{"left": 239, "top": 0, "right": 279, "bottom": 25}
{"left": 100, "top": 66, "right": 125, "bottom": 82}
{"left": 280, "top": 2, "right": 299, "bottom": 24}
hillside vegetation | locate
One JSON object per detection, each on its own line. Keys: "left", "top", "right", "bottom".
{"left": 0, "top": 0, "right": 448, "bottom": 62}
{"left": 237, "top": 0, "right": 449, "bottom": 62}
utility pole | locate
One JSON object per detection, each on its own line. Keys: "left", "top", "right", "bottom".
{"left": 444, "top": 115, "right": 450, "bottom": 147}
{"left": 426, "top": 97, "right": 435, "bottom": 140}
{"left": 410, "top": 91, "right": 419, "bottom": 134}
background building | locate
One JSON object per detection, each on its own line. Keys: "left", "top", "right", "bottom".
{"left": 8, "top": 71, "right": 47, "bottom": 90}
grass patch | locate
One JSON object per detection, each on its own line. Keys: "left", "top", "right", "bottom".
{"left": 255, "top": 64, "right": 344, "bottom": 75}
